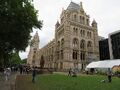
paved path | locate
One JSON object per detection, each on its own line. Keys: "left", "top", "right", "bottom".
{"left": 0, "top": 72, "right": 17, "bottom": 90}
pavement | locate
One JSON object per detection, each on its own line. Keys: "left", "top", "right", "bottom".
{"left": 0, "top": 72, "right": 17, "bottom": 90}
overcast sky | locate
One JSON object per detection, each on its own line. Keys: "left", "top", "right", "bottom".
{"left": 19, "top": 0, "right": 120, "bottom": 59}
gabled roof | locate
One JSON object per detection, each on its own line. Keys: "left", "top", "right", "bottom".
{"left": 67, "top": 2, "right": 80, "bottom": 10}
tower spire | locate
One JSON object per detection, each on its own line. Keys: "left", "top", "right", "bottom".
{"left": 92, "top": 19, "right": 97, "bottom": 28}
{"left": 80, "top": 2, "right": 84, "bottom": 13}
{"left": 80, "top": 2, "right": 83, "bottom": 8}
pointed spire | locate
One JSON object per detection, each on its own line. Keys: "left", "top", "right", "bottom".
{"left": 92, "top": 19, "right": 97, "bottom": 28}
{"left": 35, "top": 31, "right": 38, "bottom": 35}
{"left": 56, "top": 20, "right": 60, "bottom": 26}
{"left": 80, "top": 2, "right": 83, "bottom": 8}
{"left": 34, "top": 31, "right": 38, "bottom": 39}
{"left": 33, "top": 31, "right": 39, "bottom": 41}
{"left": 56, "top": 20, "right": 59, "bottom": 24}
{"left": 92, "top": 19, "right": 97, "bottom": 24}
{"left": 80, "top": 2, "right": 84, "bottom": 12}
{"left": 55, "top": 20, "right": 60, "bottom": 29}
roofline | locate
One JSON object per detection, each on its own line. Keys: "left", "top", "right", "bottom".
{"left": 109, "top": 30, "right": 120, "bottom": 36}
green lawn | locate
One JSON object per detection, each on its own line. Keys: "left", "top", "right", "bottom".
{"left": 15, "top": 74, "right": 120, "bottom": 90}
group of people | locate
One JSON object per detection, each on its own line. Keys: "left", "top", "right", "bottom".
{"left": 68, "top": 68, "right": 112, "bottom": 83}
{"left": 19, "top": 65, "right": 30, "bottom": 74}
{"left": 2, "top": 65, "right": 113, "bottom": 84}
{"left": 19, "top": 65, "right": 37, "bottom": 83}
{"left": 68, "top": 68, "right": 77, "bottom": 77}
{"left": 2, "top": 65, "right": 37, "bottom": 83}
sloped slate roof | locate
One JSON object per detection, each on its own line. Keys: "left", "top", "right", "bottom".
{"left": 67, "top": 2, "right": 80, "bottom": 10}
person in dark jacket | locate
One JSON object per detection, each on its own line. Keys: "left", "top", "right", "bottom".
{"left": 68, "top": 68, "right": 72, "bottom": 76}
{"left": 32, "top": 67, "right": 36, "bottom": 83}
{"left": 107, "top": 68, "right": 112, "bottom": 83}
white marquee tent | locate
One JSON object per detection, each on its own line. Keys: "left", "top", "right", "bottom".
{"left": 86, "top": 59, "right": 120, "bottom": 69}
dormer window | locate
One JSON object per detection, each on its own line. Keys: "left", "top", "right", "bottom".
{"left": 74, "top": 14, "right": 77, "bottom": 21}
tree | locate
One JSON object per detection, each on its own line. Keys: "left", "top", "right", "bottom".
{"left": 21, "top": 58, "right": 27, "bottom": 64}
{"left": 10, "top": 53, "right": 21, "bottom": 65}
{"left": 0, "top": 0, "right": 42, "bottom": 66}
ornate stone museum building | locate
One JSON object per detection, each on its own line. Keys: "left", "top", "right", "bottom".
{"left": 27, "top": 2, "right": 99, "bottom": 70}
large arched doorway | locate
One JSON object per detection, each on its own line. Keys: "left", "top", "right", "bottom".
{"left": 40, "top": 55, "right": 45, "bottom": 69}
{"left": 60, "top": 62, "right": 63, "bottom": 69}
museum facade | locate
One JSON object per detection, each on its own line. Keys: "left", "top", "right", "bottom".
{"left": 27, "top": 2, "right": 99, "bottom": 70}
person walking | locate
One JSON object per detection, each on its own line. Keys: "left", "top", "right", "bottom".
{"left": 4, "top": 67, "right": 11, "bottom": 81}
{"left": 107, "top": 68, "right": 112, "bottom": 83}
{"left": 68, "top": 68, "right": 72, "bottom": 76}
{"left": 19, "top": 65, "right": 23, "bottom": 74}
{"left": 32, "top": 67, "right": 36, "bottom": 83}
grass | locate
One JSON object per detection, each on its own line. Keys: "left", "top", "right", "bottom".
{"left": 15, "top": 74, "right": 120, "bottom": 90}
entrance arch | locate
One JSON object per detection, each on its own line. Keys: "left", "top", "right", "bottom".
{"left": 40, "top": 55, "right": 45, "bottom": 69}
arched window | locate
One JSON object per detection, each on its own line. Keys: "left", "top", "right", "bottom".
{"left": 57, "top": 41, "right": 60, "bottom": 50}
{"left": 40, "top": 55, "right": 45, "bottom": 69}
{"left": 87, "top": 41, "right": 92, "bottom": 48}
{"left": 90, "top": 32, "right": 92, "bottom": 38}
{"left": 61, "top": 50, "right": 63, "bottom": 59}
{"left": 83, "top": 30, "right": 85, "bottom": 36}
{"left": 73, "top": 38, "right": 79, "bottom": 48}
{"left": 81, "top": 17, "right": 85, "bottom": 24}
{"left": 87, "top": 31, "right": 89, "bottom": 37}
{"left": 80, "top": 16, "right": 81, "bottom": 23}
{"left": 73, "top": 27, "right": 78, "bottom": 35}
{"left": 87, "top": 41, "right": 93, "bottom": 51}
{"left": 76, "top": 28, "right": 78, "bottom": 35}
{"left": 61, "top": 39, "right": 64, "bottom": 49}
{"left": 80, "top": 30, "right": 82, "bottom": 36}
{"left": 73, "top": 50, "right": 78, "bottom": 60}
{"left": 73, "top": 27, "right": 76, "bottom": 35}
{"left": 80, "top": 52, "right": 85, "bottom": 61}
{"left": 80, "top": 30, "right": 85, "bottom": 37}
{"left": 87, "top": 31, "right": 92, "bottom": 38}
{"left": 74, "top": 14, "right": 77, "bottom": 21}
{"left": 87, "top": 19, "right": 89, "bottom": 25}
{"left": 80, "top": 39, "right": 86, "bottom": 50}
{"left": 73, "top": 27, "right": 75, "bottom": 30}
{"left": 83, "top": 17, "right": 85, "bottom": 24}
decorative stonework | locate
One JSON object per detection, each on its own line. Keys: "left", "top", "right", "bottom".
{"left": 27, "top": 2, "right": 99, "bottom": 70}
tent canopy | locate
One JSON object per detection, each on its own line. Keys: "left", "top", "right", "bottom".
{"left": 86, "top": 59, "right": 120, "bottom": 69}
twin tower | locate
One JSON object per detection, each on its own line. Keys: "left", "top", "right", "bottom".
{"left": 27, "top": 2, "right": 99, "bottom": 71}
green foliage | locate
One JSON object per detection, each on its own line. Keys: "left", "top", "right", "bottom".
{"left": 0, "top": 0, "right": 42, "bottom": 66}
{"left": 16, "top": 74, "right": 120, "bottom": 90}
{"left": 10, "top": 53, "right": 21, "bottom": 65}
{"left": 21, "top": 58, "right": 27, "bottom": 64}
